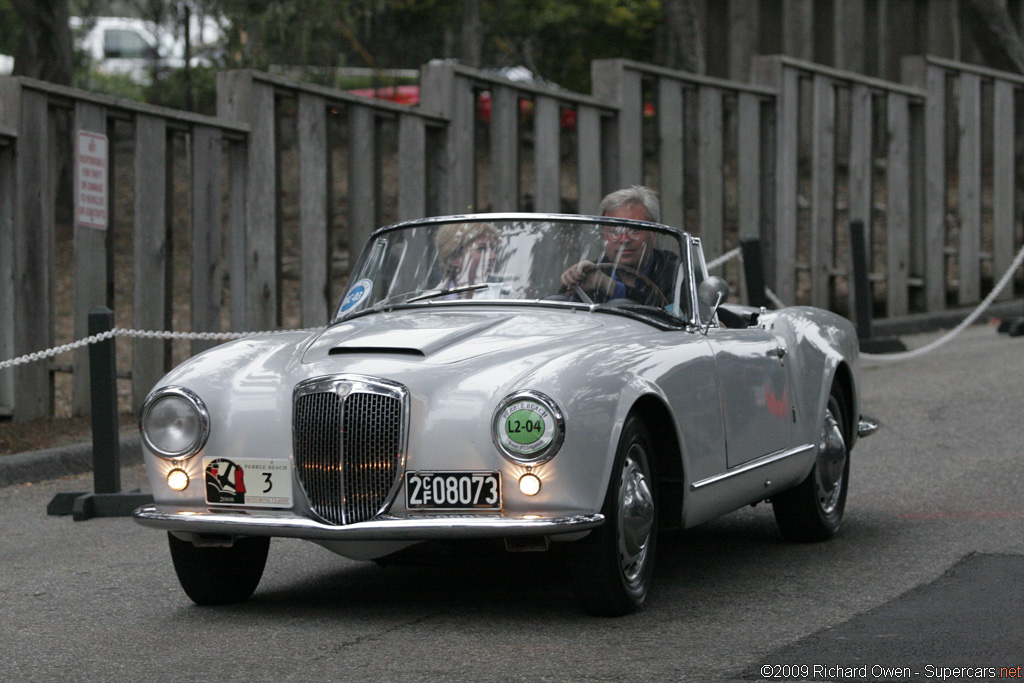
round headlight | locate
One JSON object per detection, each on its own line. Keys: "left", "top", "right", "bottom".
{"left": 492, "top": 390, "right": 564, "bottom": 465}
{"left": 140, "top": 386, "right": 210, "bottom": 460}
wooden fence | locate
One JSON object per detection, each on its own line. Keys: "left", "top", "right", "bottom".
{"left": 1, "top": 54, "right": 1023, "bottom": 421}
{"left": 0, "top": 76, "right": 248, "bottom": 420}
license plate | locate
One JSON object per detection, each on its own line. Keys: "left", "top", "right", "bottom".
{"left": 203, "top": 457, "right": 293, "bottom": 508}
{"left": 406, "top": 471, "right": 501, "bottom": 510}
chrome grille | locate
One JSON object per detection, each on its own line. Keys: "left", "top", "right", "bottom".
{"left": 293, "top": 377, "right": 407, "bottom": 525}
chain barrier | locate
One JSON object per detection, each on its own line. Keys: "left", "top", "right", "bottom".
{"left": 0, "top": 327, "right": 316, "bottom": 372}
{"left": 705, "top": 241, "right": 1024, "bottom": 363}
{"left": 3, "top": 242, "right": 1022, "bottom": 372}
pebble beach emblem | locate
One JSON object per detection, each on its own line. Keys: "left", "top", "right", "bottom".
{"left": 500, "top": 399, "right": 555, "bottom": 455}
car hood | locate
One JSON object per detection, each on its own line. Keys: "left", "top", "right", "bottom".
{"left": 302, "top": 308, "right": 608, "bottom": 364}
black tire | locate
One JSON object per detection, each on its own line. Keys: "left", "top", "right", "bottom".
{"left": 168, "top": 532, "right": 270, "bottom": 605}
{"left": 772, "top": 387, "right": 849, "bottom": 542}
{"left": 572, "top": 416, "right": 658, "bottom": 616}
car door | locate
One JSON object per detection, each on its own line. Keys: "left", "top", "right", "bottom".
{"left": 705, "top": 327, "right": 795, "bottom": 468}
{"left": 687, "top": 237, "right": 794, "bottom": 468}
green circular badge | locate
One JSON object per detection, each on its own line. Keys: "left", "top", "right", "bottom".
{"left": 497, "top": 399, "right": 557, "bottom": 456}
{"left": 493, "top": 391, "right": 564, "bottom": 464}
{"left": 504, "top": 408, "right": 546, "bottom": 446}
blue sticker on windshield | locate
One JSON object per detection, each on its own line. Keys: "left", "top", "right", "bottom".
{"left": 341, "top": 279, "right": 373, "bottom": 312}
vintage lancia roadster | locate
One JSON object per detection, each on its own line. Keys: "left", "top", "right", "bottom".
{"left": 133, "top": 213, "right": 872, "bottom": 616}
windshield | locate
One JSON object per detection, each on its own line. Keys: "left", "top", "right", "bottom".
{"left": 334, "top": 215, "right": 692, "bottom": 324}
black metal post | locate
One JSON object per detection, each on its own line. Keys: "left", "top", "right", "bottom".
{"left": 849, "top": 220, "right": 873, "bottom": 341}
{"left": 89, "top": 307, "right": 121, "bottom": 494}
{"left": 850, "top": 220, "right": 906, "bottom": 353}
{"left": 740, "top": 237, "right": 769, "bottom": 309}
{"left": 47, "top": 308, "right": 153, "bottom": 520}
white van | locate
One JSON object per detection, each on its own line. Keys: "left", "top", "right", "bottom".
{"left": 71, "top": 15, "right": 225, "bottom": 84}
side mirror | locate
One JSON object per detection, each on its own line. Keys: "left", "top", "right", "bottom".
{"left": 697, "top": 276, "right": 729, "bottom": 333}
{"left": 698, "top": 276, "right": 729, "bottom": 308}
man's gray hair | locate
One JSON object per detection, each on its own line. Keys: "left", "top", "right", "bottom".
{"left": 598, "top": 185, "right": 660, "bottom": 223}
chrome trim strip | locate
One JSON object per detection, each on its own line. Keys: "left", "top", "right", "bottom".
{"left": 690, "top": 443, "right": 815, "bottom": 490}
{"left": 133, "top": 504, "right": 604, "bottom": 540}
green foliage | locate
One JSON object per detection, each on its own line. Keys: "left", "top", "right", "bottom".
{"left": 145, "top": 65, "right": 219, "bottom": 115}
{"left": 73, "top": 68, "right": 147, "bottom": 100}
{"left": 0, "top": 0, "right": 20, "bottom": 55}
{"left": 213, "top": 0, "right": 663, "bottom": 91}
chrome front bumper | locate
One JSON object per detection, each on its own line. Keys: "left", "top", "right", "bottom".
{"left": 133, "top": 504, "right": 604, "bottom": 540}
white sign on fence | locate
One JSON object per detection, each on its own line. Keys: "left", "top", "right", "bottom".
{"left": 75, "top": 130, "right": 108, "bottom": 230}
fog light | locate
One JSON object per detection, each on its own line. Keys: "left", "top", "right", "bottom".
{"left": 518, "top": 472, "right": 541, "bottom": 496}
{"left": 167, "top": 468, "right": 190, "bottom": 491}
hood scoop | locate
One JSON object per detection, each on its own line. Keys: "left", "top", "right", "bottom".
{"left": 328, "top": 346, "right": 424, "bottom": 357}
{"left": 310, "top": 314, "right": 512, "bottom": 361}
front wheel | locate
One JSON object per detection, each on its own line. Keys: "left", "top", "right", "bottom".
{"left": 168, "top": 533, "right": 270, "bottom": 605}
{"left": 772, "top": 388, "right": 849, "bottom": 542}
{"left": 572, "top": 416, "right": 657, "bottom": 616}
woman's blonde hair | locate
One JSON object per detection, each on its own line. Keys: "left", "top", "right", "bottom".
{"left": 435, "top": 222, "right": 498, "bottom": 267}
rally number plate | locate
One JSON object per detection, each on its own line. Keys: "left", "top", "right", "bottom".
{"left": 406, "top": 471, "right": 501, "bottom": 510}
{"left": 203, "top": 457, "right": 293, "bottom": 508}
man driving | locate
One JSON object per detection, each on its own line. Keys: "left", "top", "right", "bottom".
{"left": 561, "top": 186, "right": 678, "bottom": 305}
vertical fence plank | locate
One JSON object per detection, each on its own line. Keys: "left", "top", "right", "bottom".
{"left": 887, "top": 93, "right": 911, "bottom": 316}
{"left": 349, "top": 105, "right": 379, "bottom": 259}
{"left": 776, "top": 64, "right": 800, "bottom": 304}
{"left": 449, "top": 76, "right": 476, "bottom": 213}
{"left": 12, "top": 88, "right": 52, "bottom": 420}
{"left": 298, "top": 93, "right": 330, "bottom": 327}
{"left": 738, "top": 92, "right": 761, "bottom": 241}
{"left": 132, "top": 115, "right": 170, "bottom": 411}
{"left": 957, "top": 72, "right": 982, "bottom": 305}
{"left": 922, "top": 62, "right": 947, "bottom": 311}
{"left": 398, "top": 113, "right": 427, "bottom": 220}
{"left": 0, "top": 133, "right": 13, "bottom": 415}
{"left": 658, "top": 80, "right": 684, "bottom": 229}
{"left": 848, "top": 83, "right": 873, "bottom": 316}
{"left": 600, "top": 64, "right": 644, "bottom": 188}
{"left": 490, "top": 85, "right": 519, "bottom": 212}
{"left": 577, "top": 105, "right": 602, "bottom": 214}
{"left": 534, "top": 95, "right": 560, "bottom": 212}
{"left": 72, "top": 102, "right": 109, "bottom": 415}
{"left": 228, "top": 138, "right": 247, "bottom": 331}
{"left": 992, "top": 79, "right": 1015, "bottom": 300}
{"left": 191, "top": 126, "right": 224, "bottom": 353}
{"left": 219, "top": 72, "right": 278, "bottom": 331}
{"left": 698, "top": 87, "right": 724, "bottom": 259}
{"left": 810, "top": 75, "right": 836, "bottom": 308}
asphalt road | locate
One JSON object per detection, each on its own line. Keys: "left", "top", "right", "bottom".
{"left": 1, "top": 323, "right": 1022, "bottom": 682}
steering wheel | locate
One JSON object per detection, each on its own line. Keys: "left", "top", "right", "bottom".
{"left": 585, "top": 263, "right": 668, "bottom": 307}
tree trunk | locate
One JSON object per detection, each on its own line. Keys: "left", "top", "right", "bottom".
{"left": 662, "top": 0, "right": 705, "bottom": 74}
{"left": 460, "top": 0, "right": 482, "bottom": 68}
{"left": 11, "top": 0, "right": 73, "bottom": 85}
{"left": 962, "top": 0, "right": 1024, "bottom": 74}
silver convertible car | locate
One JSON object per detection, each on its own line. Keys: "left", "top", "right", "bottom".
{"left": 133, "top": 213, "right": 873, "bottom": 616}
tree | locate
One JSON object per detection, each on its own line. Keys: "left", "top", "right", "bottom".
{"left": 11, "top": 0, "right": 73, "bottom": 84}
{"left": 961, "top": 0, "right": 1024, "bottom": 74}
{"left": 661, "top": 0, "right": 704, "bottom": 73}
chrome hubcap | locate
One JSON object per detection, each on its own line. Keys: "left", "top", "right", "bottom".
{"left": 814, "top": 407, "right": 847, "bottom": 514}
{"left": 617, "top": 444, "right": 655, "bottom": 585}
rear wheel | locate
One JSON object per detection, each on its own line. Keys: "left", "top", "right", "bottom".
{"left": 168, "top": 533, "right": 270, "bottom": 605}
{"left": 772, "top": 387, "right": 849, "bottom": 542}
{"left": 572, "top": 416, "right": 657, "bottom": 616}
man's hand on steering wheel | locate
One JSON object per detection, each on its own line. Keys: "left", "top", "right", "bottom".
{"left": 561, "top": 260, "right": 615, "bottom": 298}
